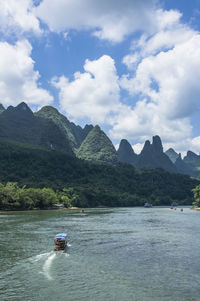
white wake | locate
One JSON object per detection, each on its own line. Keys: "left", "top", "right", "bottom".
{"left": 32, "top": 252, "right": 51, "bottom": 262}
{"left": 42, "top": 252, "right": 56, "bottom": 280}
{"left": 31, "top": 249, "right": 69, "bottom": 280}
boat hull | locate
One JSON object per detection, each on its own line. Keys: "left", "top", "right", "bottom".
{"left": 54, "top": 242, "right": 67, "bottom": 251}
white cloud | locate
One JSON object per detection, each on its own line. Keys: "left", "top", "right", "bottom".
{"left": 0, "top": 40, "right": 53, "bottom": 107}
{"left": 52, "top": 55, "right": 121, "bottom": 124}
{"left": 121, "top": 34, "right": 200, "bottom": 120}
{"left": 35, "top": 0, "right": 158, "bottom": 42}
{"left": 46, "top": 3, "right": 200, "bottom": 155}
{"left": 113, "top": 12, "right": 200, "bottom": 154}
{"left": 189, "top": 137, "right": 200, "bottom": 155}
{"left": 0, "top": 0, "right": 41, "bottom": 36}
{"left": 109, "top": 99, "right": 192, "bottom": 144}
{"left": 132, "top": 135, "right": 200, "bottom": 156}
{"left": 132, "top": 143, "right": 143, "bottom": 154}
{"left": 2, "top": 0, "right": 195, "bottom": 155}
{"left": 122, "top": 10, "right": 194, "bottom": 69}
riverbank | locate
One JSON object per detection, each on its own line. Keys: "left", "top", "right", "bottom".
{"left": 0, "top": 207, "right": 81, "bottom": 213}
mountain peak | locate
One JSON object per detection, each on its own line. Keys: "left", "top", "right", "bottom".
{"left": 84, "top": 124, "right": 93, "bottom": 130}
{"left": 16, "top": 102, "right": 31, "bottom": 111}
{"left": 137, "top": 136, "right": 176, "bottom": 172}
{"left": 118, "top": 139, "right": 136, "bottom": 154}
{"left": 36, "top": 106, "right": 93, "bottom": 149}
{"left": 117, "top": 139, "right": 137, "bottom": 166}
{"left": 186, "top": 150, "right": 198, "bottom": 159}
{"left": 175, "top": 153, "right": 194, "bottom": 176}
{"left": 165, "top": 148, "right": 179, "bottom": 163}
{"left": 152, "top": 135, "right": 163, "bottom": 153}
{"left": 82, "top": 124, "right": 94, "bottom": 137}
{"left": 119, "top": 139, "right": 129, "bottom": 145}
{"left": 141, "top": 140, "right": 151, "bottom": 153}
{"left": 16, "top": 102, "right": 33, "bottom": 117}
{"left": 37, "top": 105, "right": 60, "bottom": 116}
{"left": 3, "top": 102, "right": 33, "bottom": 119}
{"left": 177, "top": 153, "right": 182, "bottom": 160}
{"left": 93, "top": 125, "right": 101, "bottom": 131}
{"left": 0, "top": 104, "right": 5, "bottom": 113}
{"left": 77, "top": 125, "right": 117, "bottom": 164}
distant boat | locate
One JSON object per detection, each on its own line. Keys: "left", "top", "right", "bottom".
{"left": 144, "top": 203, "right": 153, "bottom": 208}
{"left": 54, "top": 233, "right": 67, "bottom": 251}
{"left": 171, "top": 202, "right": 179, "bottom": 207}
{"left": 52, "top": 204, "right": 64, "bottom": 209}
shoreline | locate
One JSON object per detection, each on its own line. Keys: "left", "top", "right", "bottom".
{"left": 0, "top": 205, "right": 196, "bottom": 213}
{"left": 0, "top": 207, "right": 81, "bottom": 213}
{"left": 69, "top": 206, "right": 80, "bottom": 210}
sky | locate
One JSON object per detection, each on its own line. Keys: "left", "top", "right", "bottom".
{"left": 1, "top": 0, "right": 200, "bottom": 156}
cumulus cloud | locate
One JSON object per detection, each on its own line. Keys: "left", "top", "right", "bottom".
{"left": 111, "top": 11, "right": 200, "bottom": 154}
{"left": 0, "top": 40, "right": 53, "bottom": 107}
{"left": 121, "top": 34, "right": 200, "bottom": 119}
{"left": 132, "top": 143, "right": 144, "bottom": 154}
{"left": 35, "top": 0, "right": 159, "bottom": 42}
{"left": 52, "top": 55, "right": 121, "bottom": 123}
{"left": 190, "top": 137, "right": 200, "bottom": 155}
{"left": 1, "top": 0, "right": 196, "bottom": 155}
{"left": 0, "top": 0, "right": 41, "bottom": 36}
{"left": 109, "top": 98, "right": 192, "bottom": 149}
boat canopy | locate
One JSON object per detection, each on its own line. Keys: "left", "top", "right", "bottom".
{"left": 55, "top": 233, "right": 67, "bottom": 240}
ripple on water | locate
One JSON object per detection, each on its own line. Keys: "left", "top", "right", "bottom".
{"left": 1, "top": 208, "right": 200, "bottom": 301}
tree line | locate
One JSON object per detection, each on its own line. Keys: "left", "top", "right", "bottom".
{"left": 0, "top": 182, "right": 80, "bottom": 210}
{"left": 192, "top": 185, "right": 200, "bottom": 207}
{"left": 0, "top": 139, "right": 199, "bottom": 210}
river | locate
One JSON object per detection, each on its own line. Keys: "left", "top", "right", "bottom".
{"left": 0, "top": 207, "right": 200, "bottom": 301}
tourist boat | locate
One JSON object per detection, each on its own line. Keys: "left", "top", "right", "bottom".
{"left": 144, "top": 203, "right": 153, "bottom": 208}
{"left": 171, "top": 202, "right": 179, "bottom": 207}
{"left": 54, "top": 233, "right": 67, "bottom": 251}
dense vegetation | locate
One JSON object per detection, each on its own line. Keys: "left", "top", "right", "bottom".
{"left": 0, "top": 138, "right": 198, "bottom": 210}
{"left": 1, "top": 102, "right": 200, "bottom": 178}
{"left": 192, "top": 185, "right": 200, "bottom": 207}
{"left": 35, "top": 106, "right": 93, "bottom": 149}
{"left": 183, "top": 151, "right": 200, "bottom": 177}
{"left": 0, "top": 102, "right": 73, "bottom": 154}
{"left": 0, "top": 182, "right": 75, "bottom": 210}
{"left": 77, "top": 125, "right": 118, "bottom": 163}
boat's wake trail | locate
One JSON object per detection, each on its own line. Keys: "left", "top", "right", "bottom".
{"left": 33, "top": 252, "right": 51, "bottom": 262}
{"left": 42, "top": 252, "right": 56, "bottom": 280}
{"left": 31, "top": 249, "right": 69, "bottom": 280}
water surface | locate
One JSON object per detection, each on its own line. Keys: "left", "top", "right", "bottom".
{"left": 0, "top": 207, "right": 200, "bottom": 301}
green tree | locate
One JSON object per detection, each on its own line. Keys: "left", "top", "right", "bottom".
{"left": 192, "top": 185, "right": 200, "bottom": 207}
{"left": 60, "top": 195, "right": 72, "bottom": 208}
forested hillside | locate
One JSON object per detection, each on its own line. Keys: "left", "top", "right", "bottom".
{"left": 0, "top": 139, "right": 198, "bottom": 209}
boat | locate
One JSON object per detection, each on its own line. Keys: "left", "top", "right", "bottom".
{"left": 171, "top": 202, "right": 179, "bottom": 207}
{"left": 54, "top": 233, "right": 67, "bottom": 251}
{"left": 144, "top": 203, "right": 153, "bottom": 208}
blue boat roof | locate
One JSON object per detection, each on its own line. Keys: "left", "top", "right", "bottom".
{"left": 55, "top": 233, "right": 67, "bottom": 239}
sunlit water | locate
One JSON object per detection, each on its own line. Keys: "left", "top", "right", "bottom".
{"left": 0, "top": 207, "right": 200, "bottom": 301}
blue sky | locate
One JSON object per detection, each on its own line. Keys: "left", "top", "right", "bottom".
{"left": 0, "top": 0, "right": 200, "bottom": 155}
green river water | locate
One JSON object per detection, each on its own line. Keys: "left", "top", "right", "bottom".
{"left": 0, "top": 207, "right": 200, "bottom": 301}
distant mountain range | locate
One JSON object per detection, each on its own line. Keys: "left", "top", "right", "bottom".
{"left": 0, "top": 102, "right": 199, "bottom": 207}
{"left": 0, "top": 102, "right": 200, "bottom": 178}
{"left": 118, "top": 137, "right": 200, "bottom": 178}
